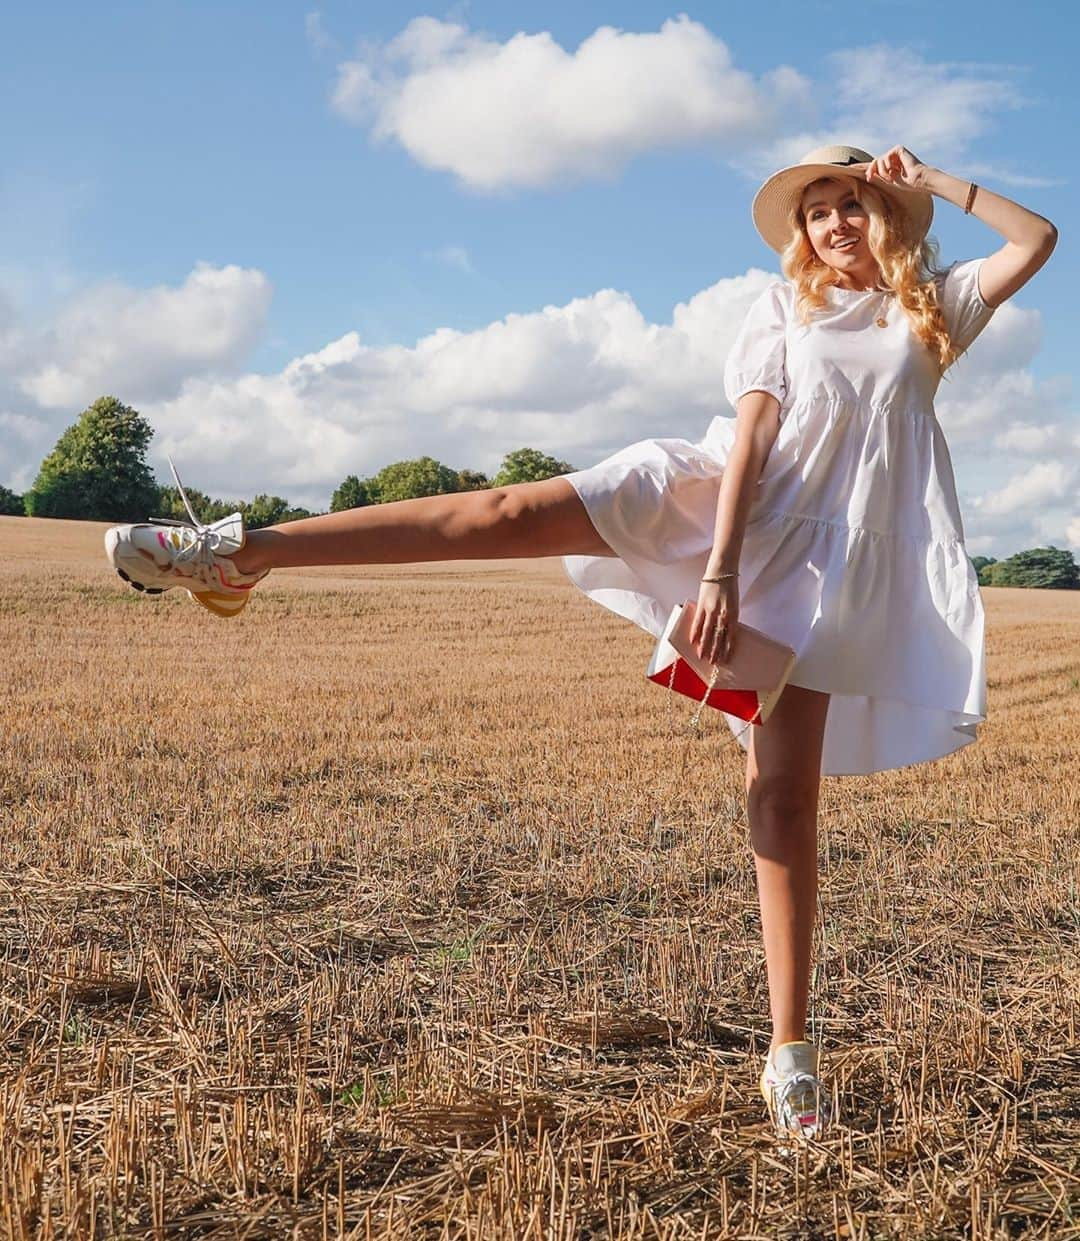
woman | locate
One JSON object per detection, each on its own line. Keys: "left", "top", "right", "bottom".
{"left": 104, "top": 144, "right": 1057, "bottom": 1142}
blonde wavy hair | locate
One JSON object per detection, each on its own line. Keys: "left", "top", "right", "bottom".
{"left": 781, "top": 174, "right": 962, "bottom": 372}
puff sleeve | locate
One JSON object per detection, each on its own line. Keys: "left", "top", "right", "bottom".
{"left": 723, "top": 281, "right": 789, "bottom": 410}
{"left": 938, "top": 257, "right": 996, "bottom": 358}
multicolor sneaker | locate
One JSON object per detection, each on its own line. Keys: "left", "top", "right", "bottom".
{"left": 760, "top": 1040, "right": 834, "bottom": 1144}
{"left": 104, "top": 458, "right": 268, "bottom": 618}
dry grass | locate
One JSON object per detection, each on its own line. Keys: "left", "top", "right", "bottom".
{"left": 1, "top": 513, "right": 1078, "bottom": 1239}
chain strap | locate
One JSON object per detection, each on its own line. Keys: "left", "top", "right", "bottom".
{"left": 661, "top": 572, "right": 760, "bottom": 777}
{"left": 664, "top": 634, "right": 762, "bottom": 784}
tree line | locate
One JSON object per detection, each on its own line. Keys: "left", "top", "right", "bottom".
{"left": 1, "top": 396, "right": 1076, "bottom": 589}
{"left": 0, "top": 396, "right": 575, "bottom": 528}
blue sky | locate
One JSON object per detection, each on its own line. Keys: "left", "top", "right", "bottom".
{"left": 0, "top": 1, "right": 1075, "bottom": 557}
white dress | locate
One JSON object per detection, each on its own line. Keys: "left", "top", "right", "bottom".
{"left": 562, "top": 259, "right": 997, "bottom": 776}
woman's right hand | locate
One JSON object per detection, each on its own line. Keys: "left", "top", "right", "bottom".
{"left": 690, "top": 576, "right": 739, "bottom": 665}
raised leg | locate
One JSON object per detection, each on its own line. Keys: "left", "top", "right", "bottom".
{"left": 228, "top": 478, "right": 617, "bottom": 575}
{"left": 744, "top": 682, "right": 831, "bottom": 1054}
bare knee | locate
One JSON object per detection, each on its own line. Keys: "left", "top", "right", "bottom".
{"left": 746, "top": 775, "right": 819, "bottom": 833}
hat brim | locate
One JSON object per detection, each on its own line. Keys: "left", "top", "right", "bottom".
{"left": 752, "top": 161, "right": 933, "bottom": 255}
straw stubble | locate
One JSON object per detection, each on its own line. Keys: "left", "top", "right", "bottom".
{"left": 1, "top": 514, "right": 1078, "bottom": 1238}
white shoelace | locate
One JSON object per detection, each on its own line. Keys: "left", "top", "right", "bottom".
{"left": 773, "top": 1069, "right": 830, "bottom": 1136}
{"left": 147, "top": 457, "right": 229, "bottom": 568}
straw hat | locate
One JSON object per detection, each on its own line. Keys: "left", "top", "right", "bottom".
{"left": 751, "top": 144, "right": 933, "bottom": 254}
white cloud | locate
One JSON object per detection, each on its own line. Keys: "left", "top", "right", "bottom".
{"left": 13, "top": 262, "right": 271, "bottom": 409}
{"left": 329, "top": 17, "right": 1030, "bottom": 193}
{"left": 736, "top": 46, "right": 1032, "bottom": 187}
{"left": 1, "top": 256, "right": 1072, "bottom": 564}
{"left": 331, "top": 15, "right": 810, "bottom": 191}
{"left": 930, "top": 300, "right": 1076, "bottom": 473}
{"left": 430, "top": 244, "right": 474, "bottom": 274}
{"left": 963, "top": 457, "right": 1080, "bottom": 558}
{"left": 0, "top": 410, "right": 49, "bottom": 493}
{"left": 305, "top": 10, "right": 336, "bottom": 54}
{"left": 992, "top": 421, "right": 1080, "bottom": 456}
{"left": 139, "top": 269, "right": 777, "bottom": 508}
{"left": 973, "top": 460, "right": 1077, "bottom": 518}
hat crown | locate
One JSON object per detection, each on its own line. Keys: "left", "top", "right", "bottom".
{"left": 798, "top": 144, "right": 874, "bottom": 169}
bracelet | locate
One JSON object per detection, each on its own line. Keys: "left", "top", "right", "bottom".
{"left": 963, "top": 181, "right": 978, "bottom": 214}
{"left": 701, "top": 572, "right": 739, "bottom": 582}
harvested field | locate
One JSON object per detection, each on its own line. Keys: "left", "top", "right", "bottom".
{"left": 2, "top": 513, "right": 1078, "bottom": 1238}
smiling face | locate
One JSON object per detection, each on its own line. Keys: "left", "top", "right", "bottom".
{"left": 799, "top": 176, "right": 881, "bottom": 288}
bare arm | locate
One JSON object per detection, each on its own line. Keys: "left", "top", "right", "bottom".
{"left": 705, "top": 391, "right": 781, "bottom": 574}
{"left": 691, "top": 390, "right": 781, "bottom": 662}
{"left": 916, "top": 166, "right": 1057, "bottom": 308}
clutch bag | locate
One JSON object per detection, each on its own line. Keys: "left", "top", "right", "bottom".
{"left": 645, "top": 600, "right": 798, "bottom": 726}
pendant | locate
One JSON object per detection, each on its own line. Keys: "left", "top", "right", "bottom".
{"left": 875, "top": 317, "right": 888, "bottom": 328}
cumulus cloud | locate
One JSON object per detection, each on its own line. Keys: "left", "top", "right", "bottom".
{"left": 328, "top": 17, "right": 1032, "bottom": 192}
{"left": 991, "top": 420, "right": 1080, "bottom": 456}
{"left": 933, "top": 302, "right": 1078, "bottom": 555}
{"left": 962, "top": 455, "right": 1080, "bottom": 558}
{"left": 14, "top": 262, "right": 271, "bottom": 410}
{"left": 331, "top": 15, "right": 810, "bottom": 190}
{"left": 1, "top": 255, "right": 1073, "bottom": 561}
{"left": 972, "top": 460, "right": 1077, "bottom": 518}
{"left": 0, "top": 410, "right": 50, "bottom": 493}
{"left": 931, "top": 300, "right": 1074, "bottom": 462}
{"left": 0, "top": 262, "right": 271, "bottom": 493}
{"left": 142, "top": 270, "right": 776, "bottom": 507}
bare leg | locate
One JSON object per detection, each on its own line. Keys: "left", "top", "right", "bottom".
{"left": 744, "top": 682, "right": 831, "bottom": 1054}
{"left": 228, "top": 478, "right": 617, "bottom": 575}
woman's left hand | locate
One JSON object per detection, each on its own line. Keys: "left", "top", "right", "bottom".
{"left": 866, "top": 145, "right": 930, "bottom": 191}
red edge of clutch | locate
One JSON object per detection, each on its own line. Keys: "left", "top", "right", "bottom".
{"left": 647, "top": 659, "right": 765, "bottom": 724}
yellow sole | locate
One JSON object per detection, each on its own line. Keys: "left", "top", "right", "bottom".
{"left": 189, "top": 590, "right": 251, "bottom": 618}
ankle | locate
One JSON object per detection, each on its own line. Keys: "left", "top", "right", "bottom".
{"left": 770, "top": 1034, "right": 808, "bottom": 1054}
{"left": 229, "top": 533, "right": 267, "bottom": 576}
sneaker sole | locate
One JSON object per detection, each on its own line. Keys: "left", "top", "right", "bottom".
{"left": 189, "top": 590, "right": 251, "bottom": 618}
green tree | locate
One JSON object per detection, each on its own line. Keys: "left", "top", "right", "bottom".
{"left": 368, "top": 457, "right": 462, "bottom": 503}
{"left": 456, "top": 469, "right": 490, "bottom": 491}
{"left": 155, "top": 484, "right": 237, "bottom": 525}
{"left": 970, "top": 554, "right": 996, "bottom": 575}
{"left": 983, "top": 546, "right": 1078, "bottom": 589}
{"left": 24, "top": 396, "right": 160, "bottom": 521}
{"left": 0, "top": 484, "right": 23, "bottom": 516}
{"left": 330, "top": 474, "right": 375, "bottom": 512}
{"left": 239, "top": 495, "right": 292, "bottom": 530}
{"left": 490, "top": 447, "right": 575, "bottom": 487}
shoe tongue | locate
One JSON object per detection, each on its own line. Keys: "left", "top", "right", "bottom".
{"left": 771, "top": 1041, "right": 818, "bottom": 1078}
{"left": 208, "top": 513, "right": 245, "bottom": 553}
